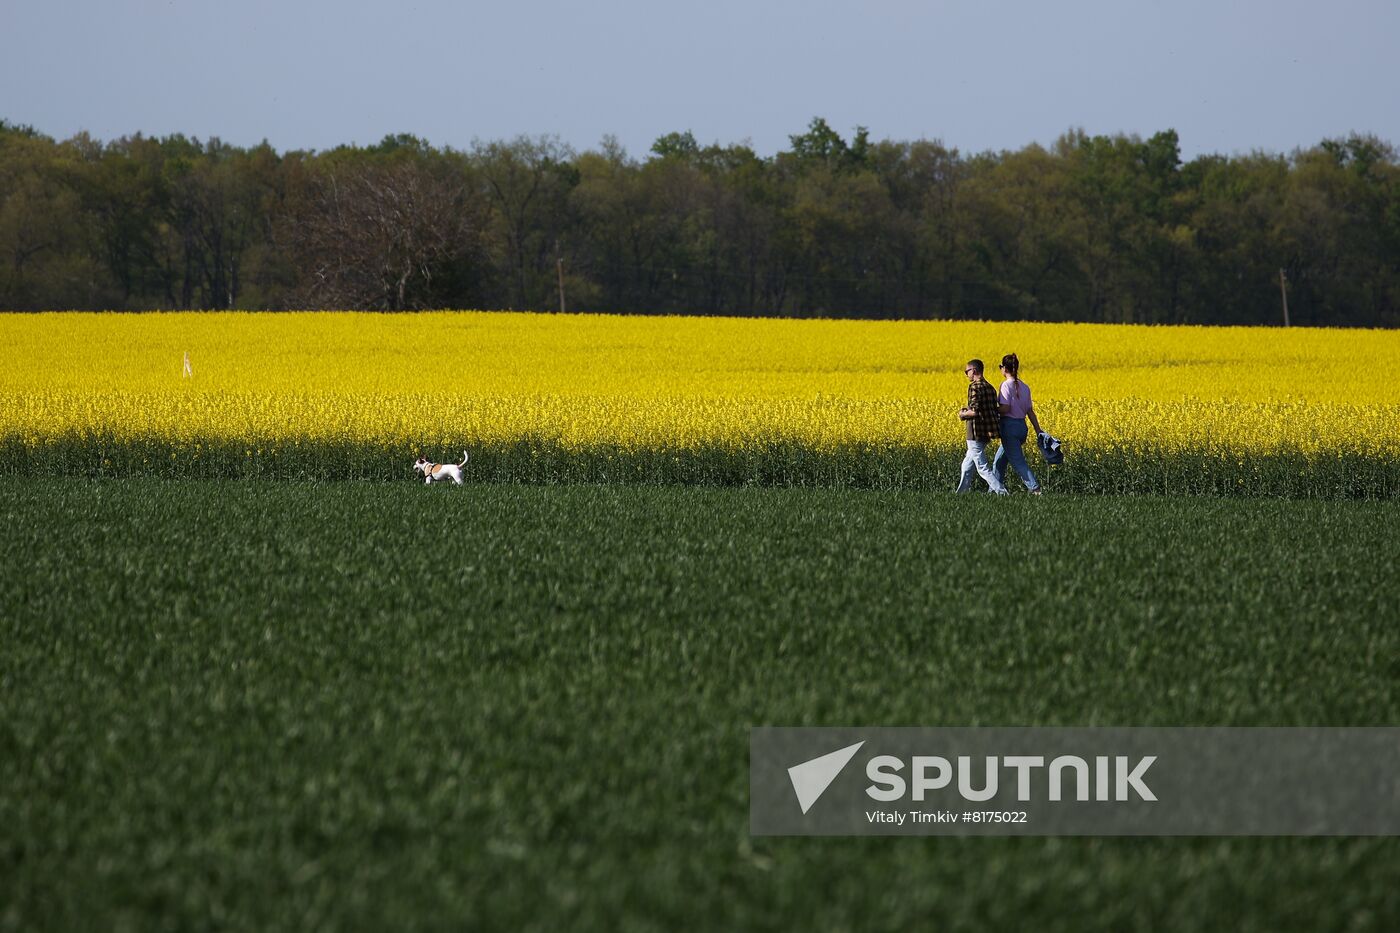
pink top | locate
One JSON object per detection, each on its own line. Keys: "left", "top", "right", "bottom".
{"left": 998, "top": 379, "right": 1033, "bottom": 419}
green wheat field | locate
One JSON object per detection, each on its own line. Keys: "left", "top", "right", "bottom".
{"left": 3, "top": 478, "right": 1398, "bottom": 931}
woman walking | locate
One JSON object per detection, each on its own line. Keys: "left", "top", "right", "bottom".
{"left": 993, "top": 353, "right": 1045, "bottom": 494}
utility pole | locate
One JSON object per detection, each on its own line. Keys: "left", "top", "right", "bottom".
{"left": 1279, "top": 268, "right": 1290, "bottom": 327}
{"left": 556, "top": 242, "right": 567, "bottom": 315}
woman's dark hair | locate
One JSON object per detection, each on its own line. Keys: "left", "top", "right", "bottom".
{"left": 1002, "top": 353, "right": 1021, "bottom": 400}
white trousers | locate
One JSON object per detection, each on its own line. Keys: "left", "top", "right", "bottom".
{"left": 956, "top": 440, "right": 1009, "bottom": 494}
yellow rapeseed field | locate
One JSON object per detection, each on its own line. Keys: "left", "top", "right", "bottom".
{"left": 2, "top": 311, "right": 1398, "bottom": 463}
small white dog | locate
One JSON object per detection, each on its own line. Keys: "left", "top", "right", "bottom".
{"left": 414, "top": 451, "right": 469, "bottom": 485}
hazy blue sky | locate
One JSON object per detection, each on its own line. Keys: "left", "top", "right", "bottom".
{"left": 5, "top": 0, "right": 1396, "bottom": 160}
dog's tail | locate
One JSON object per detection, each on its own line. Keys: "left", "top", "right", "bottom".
{"left": 459, "top": 450, "right": 470, "bottom": 467}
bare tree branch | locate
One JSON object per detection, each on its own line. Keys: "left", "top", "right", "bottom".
{"left": 281, "top": 160, "right": 483, "bottom": 310}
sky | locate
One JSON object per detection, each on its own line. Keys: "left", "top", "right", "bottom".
{"left": 4, "top": 0, "right": 1397, "bottom": 161}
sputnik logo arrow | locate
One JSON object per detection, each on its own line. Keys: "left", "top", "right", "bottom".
{"left": 788, "top": 741, "right": 865, "bottom": 814}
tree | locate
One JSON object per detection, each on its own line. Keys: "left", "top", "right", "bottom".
{"left": 282, "top": 157, "right": 485, "bottom": 310}
{"left": 958, "top": 144, "right": 1084, "bottom": 321}
{"left": 472, "top": 136, "right": 577, "bottom": 310}
{"left": 0, "top": 128, "right": 110, "bottom": 310}
{"left": 649, "top": 131, "right": 700, "bottom": 162}
{"left": 786, "top": 117, "right": 870, "bottom": 174}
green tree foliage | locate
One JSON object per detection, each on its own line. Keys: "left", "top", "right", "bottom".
{"left": 471, "top": 135, "right": 576, "bottom": 311}
{"left": 1, "top": 117, "right": 1397, "bottom": 325}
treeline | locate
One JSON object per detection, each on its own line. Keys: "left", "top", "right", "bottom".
{"left": 2, "top": 117, "right": 1398, "bottom": 325}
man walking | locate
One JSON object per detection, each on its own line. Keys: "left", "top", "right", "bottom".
{"left": 956, "top": 359, "right": 1009, "bottom": 495}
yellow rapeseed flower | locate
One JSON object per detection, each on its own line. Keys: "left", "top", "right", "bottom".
{"left": 1, "top": 311, "right": 1396, "bottom": 462}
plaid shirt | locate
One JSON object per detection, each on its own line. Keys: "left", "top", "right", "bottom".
{"left": 965, "top": 379, "right": 1001, "bottom": 441}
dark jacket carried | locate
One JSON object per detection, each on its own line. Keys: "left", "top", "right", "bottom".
{"left": 1037, "top": 432, "right": 1065, "bottom": 464}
